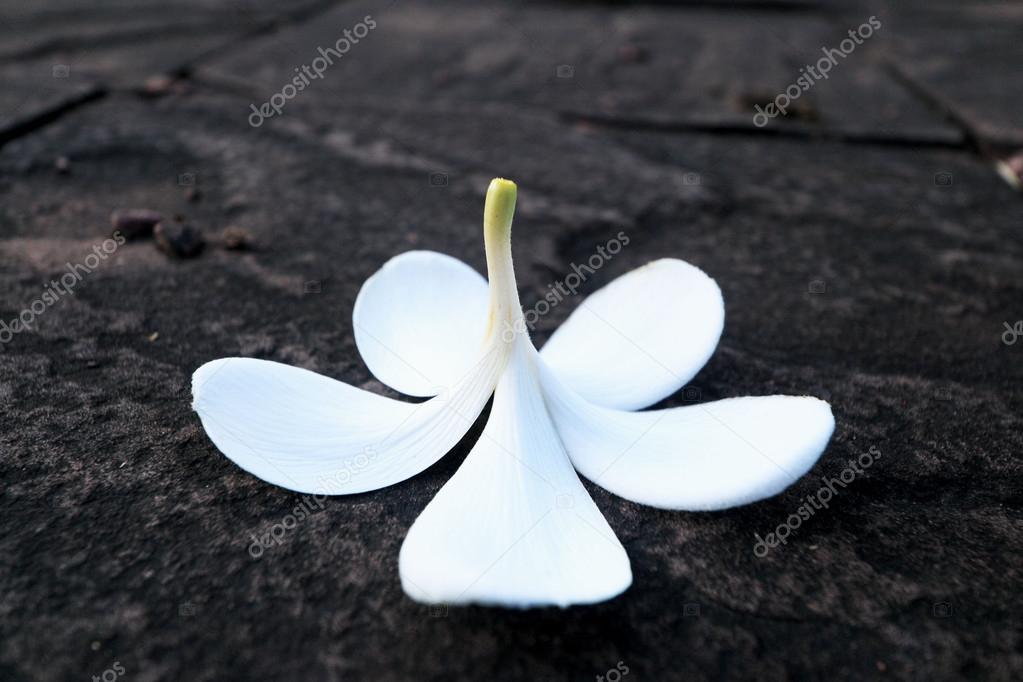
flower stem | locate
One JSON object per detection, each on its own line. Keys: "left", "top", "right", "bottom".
{"left": 483, "top": 178, "right": 525, "bottom": 343}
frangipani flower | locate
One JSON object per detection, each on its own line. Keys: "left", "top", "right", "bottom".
{"left": 192, "top": 178, "right": 834, "bottom": 608}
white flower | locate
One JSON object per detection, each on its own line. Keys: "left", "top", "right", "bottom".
{"left": 192, "top": 178, "right": 834, "bottom": 608}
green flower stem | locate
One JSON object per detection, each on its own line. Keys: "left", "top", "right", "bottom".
{"left": 483, "top": 178, "right": 525, "bottom": 343}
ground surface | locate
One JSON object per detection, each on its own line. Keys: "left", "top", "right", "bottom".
{"left": 1, "top": 1, "right": 1022, "bottom": 681}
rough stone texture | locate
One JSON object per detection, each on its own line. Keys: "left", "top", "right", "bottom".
{"left": 877, "top": 1, "right": 1023, "bottom": 145}
{"left": 1, "top": 1, "right": 1021, "bottom": 681}
{"left": 201, "top": 0, "right": 961, "bottom": 141}
{"left": 0, "top": 0, "right": 330, "bottom": 138}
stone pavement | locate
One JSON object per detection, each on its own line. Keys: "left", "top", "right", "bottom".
{"left": 1, "top": 1, "right": 1021, "bottom": 680}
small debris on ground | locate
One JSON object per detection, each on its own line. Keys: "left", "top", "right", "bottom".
{"left": 111, "top": 209, "right": 162, "bottom": 240}
{"left": 54, "top": 156, "right": 71, "bottom": 175}
{"left": 154, "top": 221, "right": 204, "bottom": 258}
{"left": 142, "top": 75, "right": 174, "bottom": 96}
{"left": 735, "top": 92, "right": 820, "bottom": 122}
{"left": 221, "top": 225, "right": 252, "bottom": 251}
{"left": 995, "top": 151, "right": 1023, "bottom": 190}
{"left": 617, "top": 43, "right": 649, "bottom": 64}
{"left": 147, "top": 332, "right": 159, "bottom": 342}
{"left": 141, "top": 74, "right": 190, "bottom": 97}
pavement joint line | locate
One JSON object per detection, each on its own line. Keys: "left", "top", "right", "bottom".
{"left": 559, "top": 110, "right": 971, "bottom": 152}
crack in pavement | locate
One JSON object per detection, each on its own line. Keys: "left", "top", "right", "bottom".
{"left": 0, "top": 0, "right": 347, "bottom": 150}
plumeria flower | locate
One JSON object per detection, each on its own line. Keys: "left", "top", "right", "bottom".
{"left": 192, "top": 178, "right": 834, "bottom": 608}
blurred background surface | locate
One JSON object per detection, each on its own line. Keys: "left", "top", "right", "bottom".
{"left": 1, "top": 1, "right": 1021, "bottom": 680}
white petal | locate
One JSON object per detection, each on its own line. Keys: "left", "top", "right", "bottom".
{"left": 192, "top": 350, "right": 503, "bottom": 495}
{"left": 353, "top": 250, "right": 490, "bottom": 397}
{"left": 540, "top": 258, "right": 724, "bottom": 410}
{"left": 541, "top": 364, "right": 835, "bottom": 511}
{"left": 399, "top": 341, "right": 632, "bottom": 608}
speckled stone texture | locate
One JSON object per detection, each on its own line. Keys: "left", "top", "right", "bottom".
{"left": 1, "top": 1, "right": 1021, "bottom": 681}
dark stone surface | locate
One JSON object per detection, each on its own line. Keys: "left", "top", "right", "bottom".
{"left": 1, "top": 1, "right": 1021, "bottom": 681}
{"left": 878, "top": 1, "right": 1023, "bottom": 145}
{"left": 202, "top": 0, "right": 960, "bottom": 141}
{"left": 0, "top": 0, "right": 330, "bottom": 138}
